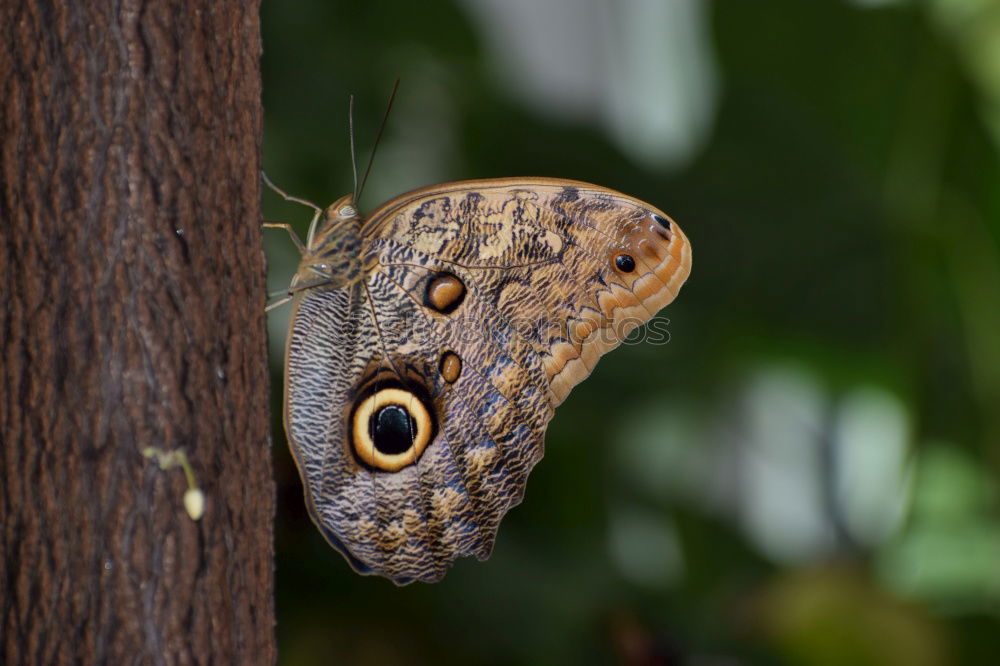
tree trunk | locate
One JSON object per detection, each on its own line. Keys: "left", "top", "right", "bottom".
{"left": 0, "top": 2, "right": 274, "bottom": 663}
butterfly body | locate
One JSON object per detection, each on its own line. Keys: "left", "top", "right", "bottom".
{"left": 292, "top": 196, "right": 364, "bottom": 289}
{"left": 279, "top": 177, "right": 691, "bottom": 584}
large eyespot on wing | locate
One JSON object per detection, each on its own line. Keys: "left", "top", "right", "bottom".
{"left": 286, "top": 261, "right": 524, "bottom": 584}
{"left": 349, "top": 384, "right": 435, "bottom": 472}
{"left": 283, "top": 279, "right": 476, "bottom": 584}
{"left": 342, "top": 366, "right": 479, "bottom": 584}
{"left": 348, "top": 265, "right": 554, "bottom": 583}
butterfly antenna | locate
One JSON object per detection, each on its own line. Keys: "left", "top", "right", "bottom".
{"left": 355, "top": 78, "right": 400, "bottom": 207}
{"left": 349, "top": 94, "right": 359, "bottom": 202}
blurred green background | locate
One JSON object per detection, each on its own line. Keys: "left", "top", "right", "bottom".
{"left": 261, "top": 0, "right": 1000, "bottom": 664}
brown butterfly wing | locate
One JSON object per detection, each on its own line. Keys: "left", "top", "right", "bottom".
{"left": 365, "top": 179, "right": 691, "bottom": 401}
{"left": 283, "top": 178, "right": 691, "bottom": 584}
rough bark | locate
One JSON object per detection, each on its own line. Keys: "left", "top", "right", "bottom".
{"left": 0, "top": 1, "right": 274, "bottom": 663}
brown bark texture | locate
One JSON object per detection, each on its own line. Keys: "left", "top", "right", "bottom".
{"left": 0, "top": 1, "right": 274, "bottom": 663}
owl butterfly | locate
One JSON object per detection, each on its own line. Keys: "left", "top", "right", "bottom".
{"left": 267, "top": 106, "right": 691, "bottom": 586}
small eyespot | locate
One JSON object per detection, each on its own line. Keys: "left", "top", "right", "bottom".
{"left": 424, "top": 273, "right": 466, "bottom": 314}
{"left": 651, "top": 213, "right": 671, "bottom": 229}
{"left": 615, "top": 254, "right": 636, "bottom": 273}
{"left": 439, "top": 351, "right": 462, "bottom": 383}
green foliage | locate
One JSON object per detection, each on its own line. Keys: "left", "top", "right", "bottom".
{"left": 263, "top": 1, "right": 1000, "bottom": 663}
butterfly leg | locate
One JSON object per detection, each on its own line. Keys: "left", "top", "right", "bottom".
{"left": 265, "top": 293, "right": 293, "bottom": 313}
{"left": 262, "top": 219, "right": 303, "bottom": 311}
{"left": 263, "top": 222, "right": 306, "bottom": 255}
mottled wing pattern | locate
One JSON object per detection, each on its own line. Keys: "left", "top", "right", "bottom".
{"left": 365, "top": 179, "right": 691, "bottom": 403}
{"left": 285, "top": 285, "right": 381, "bottom": 573}
{"left": 283, "top": 178, "right": 691, "bottom": 584}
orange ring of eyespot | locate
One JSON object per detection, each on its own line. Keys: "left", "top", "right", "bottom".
{"left": 351, "top": 388, "right": 432, "bottom": 472}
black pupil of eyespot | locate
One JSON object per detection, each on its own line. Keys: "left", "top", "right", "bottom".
{"left": 369, "top": 405, "right": 416, "bottom": 455}
{"left": 652, "top": 213, "right": 671, "bottom": 229}
{"left": 615, "top": 254, "right": 636, "bottom": 272}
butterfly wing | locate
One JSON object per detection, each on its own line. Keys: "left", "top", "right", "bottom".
{"left": 283, "top": 178, "right": 691, "bottom": 584}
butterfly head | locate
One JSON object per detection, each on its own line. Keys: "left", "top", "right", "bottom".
{"left": 305, "top": 193, "right": 363, "bottom": 248}
{"left": 320, "top": 193, "right": 362, "bottom": 227}
{"left": 289, "top": 194, "right": 366, "bottom": 290}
